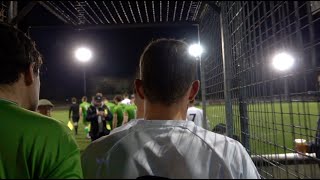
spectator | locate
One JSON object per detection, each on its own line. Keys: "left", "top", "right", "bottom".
{"left": 37, "top": 99, "right": 54, "bottom": 117}
{"left": 69, "top": 97, "right": 80, "bottom": 135}
{"left": 212, "top": 123, "right": 240, "bottom": 142}
{"left": 0, "top": 22, "right": 82, "bottom": 178}
{"left": 306, "top": 117, "right": 320, "bottom": 160}
{"left": 86, "top": 94, "right": 113, "bottom": 142}
{"left": 81, "top": 38, "right": 260, "bottom": 179}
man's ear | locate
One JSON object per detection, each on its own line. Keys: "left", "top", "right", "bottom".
{"left": 189, "top": 80, "right": 200, "bottom": 101}
{"left": 24, "top": 63, "right": 36, "bottom": 86}
{"left": 134, "top": 79, "right": 145, "bottom": 100}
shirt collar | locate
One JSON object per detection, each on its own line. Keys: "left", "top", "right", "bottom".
{"left": 0, "top": 98, "right": 18, "bottom": 106}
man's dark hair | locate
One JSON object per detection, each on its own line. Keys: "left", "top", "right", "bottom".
{"left": 71, "top": 97, "right": 77, "bottom": 103}
{"left": 212, "top": 123, "right": 227, "bottom": 134}
{"left": 114, "top": 95, "right": 123, "bottom": 103}
{"left": 0, "top": 22, "right": 42, "bottom": 85}
{"left": 82, "top": 96, "right": 87, "bottom": 102}
{"left": 139, "top": 38, "right": 197, "bottom": 105}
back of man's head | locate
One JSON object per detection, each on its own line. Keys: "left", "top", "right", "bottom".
{"left": 82, "top": 96, "right": 87, "bottom": 102}
{"left": 0, "top": 22, "right": 42, "bottom": 85}
{"left": 72, "top": 97, "right": 77, "bottom": 104}
{"left": 139, "top": 39, "right": 197, "bottom": 105}
{"left": 114, "top": 95, "right": 123, "bottom": 103}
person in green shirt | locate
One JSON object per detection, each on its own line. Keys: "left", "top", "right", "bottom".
{"left": 80, "top": 96, "right": 91, "bottom": 138}
{"left": 0, "top": 22, "right": 83, "bottom": 179}
{"left": 104, "top": 97, "right": 116, "bottom": 130}
{"left": 105, "top": 98, "right": 116, "bottom": 113}
{"left": 112, "top": 95, "right": 126, "bottom": 129}
{"left": 123, "top": 94, "right": 137, "bottom": 124}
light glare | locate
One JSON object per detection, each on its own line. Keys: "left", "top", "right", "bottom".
{"left": 75, "top": 47, "right": 92, "bottom": 62}
{"left": 272, "top": 52, "right": 294, "bottom": 71}
{"left": 189, "top": 44, "right": 203, "bottom": 58}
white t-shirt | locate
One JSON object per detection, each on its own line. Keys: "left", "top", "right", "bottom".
{"left": 81, "top": 119, "right": 260, "bottom": 179}
{"left": 121, "top": 98, "right": 131, "bottom": 105}
{"left": 187, "top": 106, "right": 210, "bottom": 129}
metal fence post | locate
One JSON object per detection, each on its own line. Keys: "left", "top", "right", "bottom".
{"left": 197, "top": 24, "right": 208, "bottom": 130}
{"left": 239, "top": 88, "right": 250, "bottom": 152}
{"left": 220, "top": 9, "right": 233, "bottom": 138}
{"left": 8, "top": 1, "right": 17, "bottom": 22}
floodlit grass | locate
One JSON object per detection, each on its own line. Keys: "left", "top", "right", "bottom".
{"left": 205, "top": 102, "right": 319, "bottom": 154}
{"left": 51, "top": 110, "right": 90, "bottom": 153}
{"left": 52, "top": 102, "right": 319, "bottom": 155}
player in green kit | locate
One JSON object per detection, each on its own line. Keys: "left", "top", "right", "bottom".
{"left": 112, "top": 95, "right": 125, "bottom": 129}
{"left": 104, "top": 97, "right": 116, "bottom": 130}
{"left": 80, "top": 96, "right": 91, "bottom": 138}
{"left": 105, "top": 98, "right": 116, "bottom": 113}
{"left": 123, "top": 94, "right": 137, "bottom": 124}
{"left": 0, "top": 23, "right": 82, "bottom": 178}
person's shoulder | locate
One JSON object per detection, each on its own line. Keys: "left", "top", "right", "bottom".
{"left": 88, "top": 104, "right": 95, "bottom": 109}
{"left": 15, "top": 108, "right": 72, "bottom": 135}
{"left": 185, "top": 123, "right": 240, "bottom": 149}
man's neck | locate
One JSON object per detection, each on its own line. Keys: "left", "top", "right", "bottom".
{"left": 0, "top": 87, "right": 20, "bottom": 106}
{"left": 144, "top": 101, "right": 187, "bottom": 120}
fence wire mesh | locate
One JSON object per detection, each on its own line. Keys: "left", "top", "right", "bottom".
{"left": 201, "top": 1, "right": 320, "bottom": 179}
{"left": 0, "top": 1, "right": 8, "bottom": 23}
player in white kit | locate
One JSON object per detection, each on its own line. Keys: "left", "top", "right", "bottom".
{"left": 186, "top": 99, "right": 210, "bottom": 129}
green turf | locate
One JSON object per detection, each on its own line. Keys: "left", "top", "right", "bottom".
{"left": 51, "top": 110, "right": 91, "bottom": 153}
{"left": 52, "top": 102, "right": 319, "bottom": 155}
{"left": 205, "top": 102, "right": 319, "bottom": 154}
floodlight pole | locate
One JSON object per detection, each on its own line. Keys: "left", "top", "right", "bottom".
{"left": 83, "top": 67, "right": 87, "bottom": 96}
{"left": 284, "top": 77, "right": 289, "bottom": 101}
{"left": 197, "top": 24, "right": 208, "bottom": 130}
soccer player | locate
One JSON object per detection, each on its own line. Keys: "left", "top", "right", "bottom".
{"left": 112, "top": 95, "right": 125, "bottom": 129}
{"left": 186, "top": 99, "right": 210, "bottom": 129}
{"left": 104, "top": 98, "right": 115, "bottom": 112}
{"left": 121, "top": 93, "right": 131, "bottom": 105}
{"left": 80, "top": 96, "right": 91, "bottom": 138}
{"left": 0, "top": 22, "right": 82, "bottom": 178}
{"left": 123, "top": 94, "right": 137, "bottom": 124}
{"left": 37, "top": 99, "right": 54, "bottom": 117}
{"left": 81, "top": 39, "right": 260, "bottom": 178}
{"left": 69, "top": 97, "right": 80, "bottom": 135}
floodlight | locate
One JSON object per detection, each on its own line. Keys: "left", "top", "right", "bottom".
{"left": 189, "top": 44, "right": 203, "bottom": 58}
{"left": 272, "top": 52, "right": 294, "bottom": 71}
{"left": 75, "top": 47, "right": 92, "bottom": 62}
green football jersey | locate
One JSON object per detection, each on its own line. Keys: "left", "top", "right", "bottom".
{"left": 113, "top": 104, "right": 125, "bottom": 127}
{"left": 124, "top": 104, "right": 137, "bottom": 122}
{"left": 106, "top": 102, "right": 116, "bottom": 113}
{"left": 0, "top": 99, "right": 83, "bottom": 179}
{"left": 80, "top": 102, "right": 91, "bottom": 118}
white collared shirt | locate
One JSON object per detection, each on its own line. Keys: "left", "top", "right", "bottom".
{"left": 82, "top": 119, "right": 260, "bottom": 179}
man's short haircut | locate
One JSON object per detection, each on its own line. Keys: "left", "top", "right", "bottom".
{"left": 96, "top": 92, "right": 103, "bottom": 97}
{"left": 82, "top": 96, "right": 87, "bottom": 102}
{"left": 139, "top": 38, "right": 197, "bottom": 105}
{"left": 114, "top": 95, "right": 123, "bottom": 103}
{"left": 71, "top": 97, "right": 77, "bottom": 103}
{"left": 0, "top": 22, "right": 42, "bottom": 85}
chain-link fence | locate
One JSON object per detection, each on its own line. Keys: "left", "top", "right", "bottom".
{"left": 0, "top": 1, "right": 8, "bottom": 22}
{"left": 200, "top": 1, "right": 320, "bottom": 179}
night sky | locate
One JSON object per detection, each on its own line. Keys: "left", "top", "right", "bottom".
{"left": 23, "top": 4, "right": 198, "bottom": 101}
